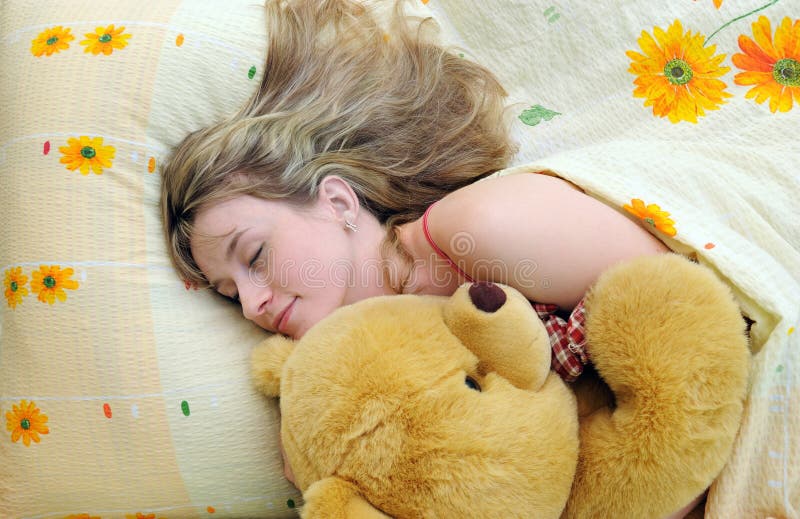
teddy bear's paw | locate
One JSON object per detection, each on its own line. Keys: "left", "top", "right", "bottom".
{"left": 301, "top": 477, "right": 390, "bottom": 519}
{"left": 584, "top": 253, "right": 747, "bottom": 386}
{"left": 251, "top": 335, "right": 296, "bottom": 397}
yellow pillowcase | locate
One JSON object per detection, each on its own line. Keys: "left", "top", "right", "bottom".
{"left": 1, "top": 1, "right": 301, "bottom": 517}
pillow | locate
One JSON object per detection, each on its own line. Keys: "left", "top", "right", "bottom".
{"left": 2, "top": 1, "right": 440, "bottom": 516}
{"left": 7, "top": 0, "right": 794, "bottom": 518}
{"left": 1, "top": 1, "right": 297, "bottom": 517}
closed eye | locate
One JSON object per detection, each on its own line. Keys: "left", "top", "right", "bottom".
{"left": 213, "top": 243, "right": 264, "bottom": 304}
{"left": 249, "top": 244, "right": 263, "bottom": 267}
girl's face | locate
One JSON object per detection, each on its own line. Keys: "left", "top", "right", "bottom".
{"left": 190, "top": 194, "right": 367, "bottom": 339}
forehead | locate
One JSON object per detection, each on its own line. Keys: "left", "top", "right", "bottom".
{"left": 189, "top": 194, "right": 322, "bottom": 269}
{"left": 189, "top": 195, "right": 275, "bottom": 271}
{"left": 193, "top": 195, "right": 269, "bottom": 234}
{"left": 192, "top": 194, "right": 319, "bottom": 235}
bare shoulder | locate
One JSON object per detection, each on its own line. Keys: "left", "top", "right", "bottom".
{"left": 429, "top": 173, "right": 594, "bottom": 237}
{"left": 444, "top": 171, "right": 581, "bottom": 203}
{"left": 427, "top": 172, "right": 669, "bottom": 308}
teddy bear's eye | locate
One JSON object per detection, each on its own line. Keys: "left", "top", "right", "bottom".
{"left": 465, "top": 376, "right": 481, "bottom": 392}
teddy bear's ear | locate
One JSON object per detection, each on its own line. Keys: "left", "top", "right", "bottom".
{"left": 301, "top": 477, "right": 391, "bottom": 519}
{"left": 251, "top": 335, "right": 296, "bottom": 397}
{"left": 443, "top": 282, "right": 552, "bottom": 391}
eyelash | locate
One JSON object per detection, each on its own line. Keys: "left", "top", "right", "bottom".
{"left": 228, "top": 244, "right": 264, "bottom": 303}
{"left": 249, "top": 245, "right": 263, "bottom": 267}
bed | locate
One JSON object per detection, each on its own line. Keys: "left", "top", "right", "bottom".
{"left": 1, "top": 0, "right": 797, "bottom": 517}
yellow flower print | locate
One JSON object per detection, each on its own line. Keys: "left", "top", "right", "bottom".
{"left": 5, "top": 400, "right": 49, "bottom": 446}
{"left": 59, "top": 136, "right": 115, "bottom": 175}
{"left": 733, "top": 16, "right": 800, "bottom": 113}
{"left": 4, "top": 267, "right": 29, "bottom": 309}
{"left": 30, "top": 265, "right": 79, "bottom": 304}
{"left": 65, "top": 515, "right": 101, "bottom": 519}
{"left": 627, "top": 20, "right": 732, "bottom": 123}
{"left": 126, "top": 513, "right": 167, "bottom": 519}
{"left": 81, "top": 24, "right": 132, "bottom": 55}
{"left": 31, "top": 26, "right": 75, "bottom": 57}
{"left": 623, "top": 199, "right": 677, "bottom": 237}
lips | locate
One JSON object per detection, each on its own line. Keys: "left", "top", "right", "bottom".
{"left": 274, "top": 297, "right": 297, "bottom": 335}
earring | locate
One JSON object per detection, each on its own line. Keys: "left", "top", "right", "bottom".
{"left": 345, "top": 220, "right": 358, "bottom": 232}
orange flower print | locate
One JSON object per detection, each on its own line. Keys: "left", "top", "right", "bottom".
{"left": 30, "top": 265, "right": 79, "bottom": 304}
{"left": 733, "top": 16, "right": 800, "bottom": 113}
{"left": 6, "top": 400, "right": 49, "bottom": 446}
{"left": 623, "top": 199, "right": 677, "bottom": 236}
{"left": 59, "top": 136, "right": 115, "bottom": 175}
{"left": 627, "top": 20, "right": 732, "bottom": 123}
{"left": 81, "top": 24, "right": 131, "bottom": 55}
{"left": 4, "top": 267, "right": 29, "bottom": 308}
{"left": 31, "top": 26, "right": 74, "bottom": 57}
{"left": 126, "top": 513, "right": 167, "bottom": 519}
{"left": 693, "top": 0, "right": 723, "bottom": 8}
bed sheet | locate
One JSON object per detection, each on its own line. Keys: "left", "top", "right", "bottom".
{"left": 425, "top": 0, "right": 799, "bottom": 516}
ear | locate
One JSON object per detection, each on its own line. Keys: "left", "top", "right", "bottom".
{"left": 251, "top": 334, "right": 296, "bottom": 396}
{"left": 317, "top": 175, "right": 360, "bottom": 226}
{"left": 301, "top": 477, "right": 391, "bottom": 519}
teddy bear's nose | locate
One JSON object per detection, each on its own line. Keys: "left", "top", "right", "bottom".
{"left": 468, "top": 282, "right": 507, "bottom": 313}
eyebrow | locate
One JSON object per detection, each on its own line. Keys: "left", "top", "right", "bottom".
{"left": 225, "top": 229, "right": 248, "bottom": 262}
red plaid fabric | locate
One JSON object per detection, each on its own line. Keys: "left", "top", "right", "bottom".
{"left": 532, "top": 297, "right": 590, "bottom": 383}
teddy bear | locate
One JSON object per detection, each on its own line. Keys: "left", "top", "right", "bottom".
{"left": 252, "top": 254, "right": 750, "bottom": 518}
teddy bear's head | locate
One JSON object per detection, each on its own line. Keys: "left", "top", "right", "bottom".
{"left": 253, "top": 282, "right": 579, "bottom": 518}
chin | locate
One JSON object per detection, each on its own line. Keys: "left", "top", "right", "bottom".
{"left": 290, "top": 323, "right": 308, "bottom": 341}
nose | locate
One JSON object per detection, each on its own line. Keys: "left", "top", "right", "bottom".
{"left": 238, "top": 280, "right": 272, "bottom": 322}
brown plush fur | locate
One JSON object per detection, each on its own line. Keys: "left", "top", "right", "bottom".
{"left": 563, "top": 254, "right": 750, "bottom": 518}
{"left": 252, "top": 254, "right": 749, "bottom": 518}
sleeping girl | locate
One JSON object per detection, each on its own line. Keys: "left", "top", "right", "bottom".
{"left": 160, "top": 1, "right": 706, "bottom": 516}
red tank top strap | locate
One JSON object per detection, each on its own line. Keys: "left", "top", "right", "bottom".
{"left": 422, "top": 203, "right": 474, "bottom": 283}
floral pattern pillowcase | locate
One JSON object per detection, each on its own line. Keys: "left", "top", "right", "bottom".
{"left": 1, "top": 1, "right": 304, "bottom": 518}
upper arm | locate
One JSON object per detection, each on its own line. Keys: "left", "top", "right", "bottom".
{"left": 428, "top": 173, "right": 669, "bottom": 309}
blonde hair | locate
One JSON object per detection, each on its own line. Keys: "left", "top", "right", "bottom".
{"left": 161, "top": 0, "right": 515, "bottom": 287}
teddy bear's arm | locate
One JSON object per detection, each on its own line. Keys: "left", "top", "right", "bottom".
{"left": 302, "top": 477, "right": 392, "bottom": 519}
{"left": 563, "top": 255, "right": 749, "bottom": 519}
{"left": 251, "top": 335, "right": 296, "bottom": 397}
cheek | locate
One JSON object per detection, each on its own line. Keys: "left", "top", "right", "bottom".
{"left": 293, "top": 285, "right": 348, "bottom": 339}
{"left": 277, "top": 251, "right": 350, "bottom": 300}
{"left": 287, "top": 239, "right": 353, "bottom": 286}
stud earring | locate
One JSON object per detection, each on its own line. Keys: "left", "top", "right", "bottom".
{"left": 345, "top": 220, "right": 358, "bottom": 232}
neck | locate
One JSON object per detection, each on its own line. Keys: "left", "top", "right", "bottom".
{"left": 349, "top": 213, "right": 404, "bottom": 298}
{"left": 379, "top": 223, "right": 414, "bottom": 295}
{"left": 392, "top": 218, "right": 463, "bottom": 296}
